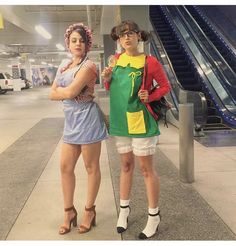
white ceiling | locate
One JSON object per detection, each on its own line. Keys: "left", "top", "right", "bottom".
{"left": 0, "top": 5, "right": 113, "bottom": 65}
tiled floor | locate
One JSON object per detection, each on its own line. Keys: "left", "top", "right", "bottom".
{"left": 1, "top": 86, "right": 236, "bottom": 240}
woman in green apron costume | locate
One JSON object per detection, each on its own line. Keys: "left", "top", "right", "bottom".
{"left": 102, "top": 20, "right": 171, "bottom": 239}
{"left": 109, "top": 53, "right": 160, "bottom": 137}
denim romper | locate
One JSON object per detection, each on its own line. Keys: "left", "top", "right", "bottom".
{"left": 56, "top": 59, "right": 108, "bottom": 144}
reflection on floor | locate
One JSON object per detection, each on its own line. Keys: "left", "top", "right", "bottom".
{"left": 195, "top": 130, "right": 236, "bottom": 147}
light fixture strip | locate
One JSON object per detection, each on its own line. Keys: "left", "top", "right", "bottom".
{"left": 56, "top": 43, "right": 65, "bottom": 51}
{"left": 35, "top": 25, "right": 52, "bottom": 40}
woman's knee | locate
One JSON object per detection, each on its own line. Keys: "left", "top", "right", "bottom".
{"left": 140, "top": 165, "right": 157, "bottom": 178}
{"left": 60, "top": 160, "right": 74, "bottom": 175}
{"left": 121, "top": 160, "right": 134, "bottom": 173}
{"left": 84, "top": 162, "right": 100, "bottom": 175}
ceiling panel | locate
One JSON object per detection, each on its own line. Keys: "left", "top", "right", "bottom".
{"left": 0, "top": 5, "right": 103, "bottom": 63}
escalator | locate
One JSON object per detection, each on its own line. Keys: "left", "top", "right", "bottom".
{"left": 185, "top": 6, "right": 236, "bottom": 74}
{"left": 149, "top": 5, "right": 236, "bottom": 130}
{"left": 150, "top": 6, "right": 201, "bottom": 92}
{"left": 149, "top": 31, "right": 208, "bottom": 133}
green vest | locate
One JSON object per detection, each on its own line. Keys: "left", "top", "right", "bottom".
{"left": 109, "top": 54, "right": 160, "bottom": 137}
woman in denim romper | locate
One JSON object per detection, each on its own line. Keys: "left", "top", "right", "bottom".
{"left": 49, "top": 23, "right": 107, "bottom": 235}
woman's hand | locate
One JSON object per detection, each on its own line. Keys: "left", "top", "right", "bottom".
{"left": 101, "top": 67, "right": 112, "bottom": 82}
{"left": 138, "top": 89, "right": 149, "bottom": 103}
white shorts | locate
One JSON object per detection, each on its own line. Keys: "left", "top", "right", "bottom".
{"left": 114, "top": 136, "right": 158, "bottom": 156}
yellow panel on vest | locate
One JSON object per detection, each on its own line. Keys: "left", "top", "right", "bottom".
{"left": 0, "top": 13, "right": 4, "bottom": 29}
{"left": 126, "top": 110, "right": 146, "bottom": 134}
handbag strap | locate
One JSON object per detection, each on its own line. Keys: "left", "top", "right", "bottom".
{"left": 142, "top": 55, "right": 157, "bottom": 91}
{"left": 142, "top": 56, "right": 169, "bottom": 127}
{"left": 141, "top": 55, "right": 148, "bottom": 90}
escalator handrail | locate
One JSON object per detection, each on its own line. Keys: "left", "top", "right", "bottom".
{"left": 193, "top": 5, "right": 236, "bottom": 58}
{"left": 181, "top": 6, "right": 236, "bottom": 87}
{"left": 149, "top": 11, "right": 208, "bottom": 125}
{"left": 150, "top": 33, "right": 208, "bottom": 125}
{"left": 167, "top": 6, "right": 236, "bottom": 108}
{"left": 149, "top": 28, "right": 184, "bottom": 91}
{"left": 160, "top": 5, "right": 236, "bottom": 127}
{"left": 149, "top": 33, "right": 179, "bottom": 111}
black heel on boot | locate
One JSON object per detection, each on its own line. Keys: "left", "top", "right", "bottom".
{"left": 117, "top": 205, "right": 131, "bottom": 233}
{"left": 138, "top": 210, "right": 161, "bottom": 239}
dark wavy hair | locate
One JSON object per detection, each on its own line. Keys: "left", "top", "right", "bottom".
{"left": 64, "top": 23, "right": 92, "bottom": 52}
{"left": 110, "top": 20, "right": 150, "bottom": 42}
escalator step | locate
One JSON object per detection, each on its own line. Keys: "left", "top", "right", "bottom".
{"left": 207, "top": 107, "right": 217, "bottom": 115}
{"left": 168, "top": 54, "right": 186, "bottom": 59}
{"left": 158, "top": 31, "right": 173, "bottom": 36}
{"left": 159, "top": 36, "right": 175, "bottom": 41}
{"left": 207, "top": 116, "right": 222, "bottom": 124}
{"left": 206, "top": 99, "right": 214, "bottom": 107}
{"left": 166, "top": 50, "right": 182, "bottom": 55}
{"left": 181, "top": 84, "right": 202, "bottom": 91}
{"left": 150, "top": 17, "right": 163, "bottom": 21}
{"left": 165, "top": 49, "right": 182, "bottom": 54}
{"left": 171, "top": 60, "right": 188, "bottom": 65}
{"left": 203, "top": 124, "right": 231, "bottom": 131}
{"left": 162, "top": 40, "right": 177, "bottom": 45}
{"left": 164, "top": 45, "right": 180, "bottom": 50}
{"left": 176, "top": 71, "right": 194, "bottom": 77}
{"left": 172, "top": 65, "right": 191, "bottom": 72}
{"left": 179, "top": 78, "right": 197, "bottom": 84}
{"left": 154, "top": 24, "right": 168, "bottom": 28}
{"left": 155, "top": 27, "right": 170, "bottom": 31}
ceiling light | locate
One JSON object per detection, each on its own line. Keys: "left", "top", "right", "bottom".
{"left": 35, "top": 25, "right": 52, "bottom": 39}
{"left": 29, "top": 59, "right": 35, "bottom": 62}
{"left": 10, "top": 43, "right": 22, "bottom": 46}
{"left": 56, "top": 43, "right": 65, "bottom": 51}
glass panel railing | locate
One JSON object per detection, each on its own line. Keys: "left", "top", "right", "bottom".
{"left": 180, "top": 6, "right": 236, "bottom": 97}
{"left": 165, "top": 6, "right": 236, "bottom": 113}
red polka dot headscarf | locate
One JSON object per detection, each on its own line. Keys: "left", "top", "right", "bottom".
{"left": 64, "top": 23, "right": 92, "bottom": 52}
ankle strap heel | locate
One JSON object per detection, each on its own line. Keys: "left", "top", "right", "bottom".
{"left": 85, "top": 205, "right": 96, "bottom": 211}
{"left": 65, "top": 205, "right": 77, "bottom": 215}
{"left": 120, "top": 205, "right": 130, "bottom": 209}
{"left": 59, "top": 205, "right": 77, "bottom": 235}
{"left": 78, "top": 205, "right": 96, "bottom": 234}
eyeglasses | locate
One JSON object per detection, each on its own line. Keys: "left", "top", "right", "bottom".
{"left": 119, "top": 30, "right": 138, "bottom": 38}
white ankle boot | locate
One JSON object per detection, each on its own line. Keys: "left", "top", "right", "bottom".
{"left": 116, "top": 199, "right": 130, "bottom": 233}
{"left": 139, "top": 207, "right": 161, "bottom": 239}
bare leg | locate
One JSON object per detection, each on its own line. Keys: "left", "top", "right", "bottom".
{"left": 119, "top": 152, "right": 135, "bottom": 200}
{"left": 137, "top": 155, "right": 159, "bottom": 208}
{"left": 59, "top": 143, "right": 81, "bottom": 233}
{"left": 79, "top": 141, "right": 102, "bottom": 230}
{"left": 138, "top": 155, "right": 161, "bottom": 239}
{"left": 116, "top": 152, "right": 135, "bottom": 232}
